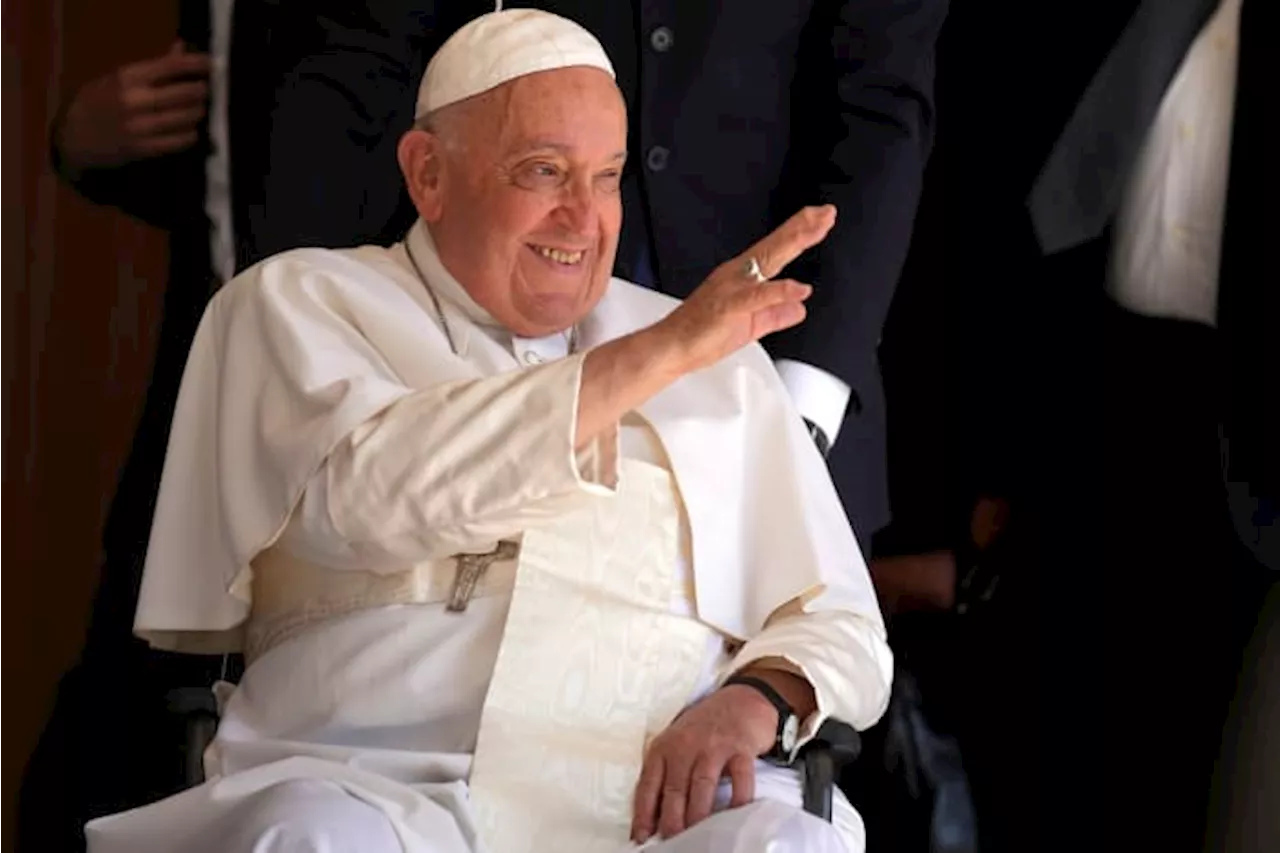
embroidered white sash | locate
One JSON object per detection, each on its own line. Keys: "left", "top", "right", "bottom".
{"left": 467, "top": 459, "right": 719, "bottom": 852}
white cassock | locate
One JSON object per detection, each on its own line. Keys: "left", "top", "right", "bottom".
{"left": 85, "top": 221, "right": 893, "bottom": 853}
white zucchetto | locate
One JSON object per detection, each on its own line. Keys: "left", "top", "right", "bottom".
{"left": 414, "top": 9, "right": 616, "bottom": 119}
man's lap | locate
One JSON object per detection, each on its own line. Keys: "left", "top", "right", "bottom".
{"left": 85, "top": 758, "right": 861, "bottom": 853}
{"left": 645, "top": 799, "right": 850, "bottom": 852}
{"left": 173, "top": 779, "right": 398, "bottom": 853}
{"left": 85, "top": 756, "right": 473, "bottom": 853}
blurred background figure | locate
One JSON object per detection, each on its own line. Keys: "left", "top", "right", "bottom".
{"left": 1026, "top": 1, "right": 1275, "bottom": 849}
{"left": 843, "top": 494, "right": 1015, "bottom": 853}
{"left": 14, "top": 1, "right": 282, "bottom": 849}
{"left": 939, "top": 0, "right": 1275, "bottom": 849}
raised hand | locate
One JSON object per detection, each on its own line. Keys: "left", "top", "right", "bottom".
{"left": 574, "top": 205, "right": 836, "bottom": 450}
{"left": 655, "top": 205, "right": 836, "bottom": 374}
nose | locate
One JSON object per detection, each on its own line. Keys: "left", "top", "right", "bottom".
{"left": 553, "top": 176, "right": 597, "bottom": 236}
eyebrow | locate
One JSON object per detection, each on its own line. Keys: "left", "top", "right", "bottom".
{"left": 510, "top": 140, "right": 627, "bottom": 161}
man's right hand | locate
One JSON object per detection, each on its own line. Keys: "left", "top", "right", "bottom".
{"left": 575, "top": 206, "right": 835, "bottom": 450}
{"left": 54, "top": 41, "right": 212, "bottom": 173}
{"left": 655, "top": 205, "right": 835, "bottom": 374}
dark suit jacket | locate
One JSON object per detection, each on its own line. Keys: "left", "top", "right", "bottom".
{"left": 243, "top": 0, "right": 945, "bottom": 545}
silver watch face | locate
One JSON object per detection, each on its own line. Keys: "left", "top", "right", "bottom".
{"left": 780, "top": 714, "right": 801, "bottom": 753}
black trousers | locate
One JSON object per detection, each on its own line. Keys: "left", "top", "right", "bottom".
{"left": 1101, "top": 300, "right": 1270, "bottom": 851}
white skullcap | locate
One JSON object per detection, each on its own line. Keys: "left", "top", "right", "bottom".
{"left": 414, "top": 9, "right": 616, "bottom": 119}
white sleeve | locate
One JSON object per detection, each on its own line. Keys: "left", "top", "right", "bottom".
{"left": 774, "top": 359, "right": 852, "bottom": 446}
{"left": 723, "top": 602, "right": 893, "bottom": 745}
{"left": 278, "top": 352, "right": 619, "bottom": 571}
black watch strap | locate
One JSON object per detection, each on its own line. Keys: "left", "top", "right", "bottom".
{"left": 724, "top": 674, "right": 799, "bottom": 760}
{"left": 803, "top": 418, "right": 831, "bottom": 458}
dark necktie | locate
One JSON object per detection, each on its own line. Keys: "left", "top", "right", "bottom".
{"left": 1027, "top": 0, "right": 1221, "bottom": 255}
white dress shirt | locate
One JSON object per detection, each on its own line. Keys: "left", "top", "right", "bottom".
{"left": 775, "top": 359, "right": 852, "bottom": 447}
{"left": 1108, "top": 0, "right": 1242, "bottom": 327}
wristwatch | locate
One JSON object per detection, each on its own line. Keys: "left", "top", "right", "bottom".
{"left": 724, "top": 674, "right": 801, "bottom": 762}
{"left": 803, "top": 418, "right": 831, "bottom": 459}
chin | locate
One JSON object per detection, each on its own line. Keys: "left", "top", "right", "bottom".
{"left": 516, "top": 281, "right": 604, "bottom": 333}
{"left": 517, "top": 302, "right": 582, "bottom": 337}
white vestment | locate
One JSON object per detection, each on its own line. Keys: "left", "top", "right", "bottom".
{"left": 87, "top": 222, "right": 892, "bottom": 852}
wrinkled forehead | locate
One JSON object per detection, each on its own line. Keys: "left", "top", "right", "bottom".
{"left": 471, "top": 67, "right": 628, "bottom": 157}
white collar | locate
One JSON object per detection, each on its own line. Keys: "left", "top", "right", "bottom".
{"left": 405, "top": 220, "right": 499, "bottom": 328}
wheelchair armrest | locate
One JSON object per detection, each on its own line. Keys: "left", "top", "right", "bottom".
{"left": 796, "top": 718, "right": 862, "bottom": 822}
{"left": 165, "top": 687, "right": 220, "bottom": 789}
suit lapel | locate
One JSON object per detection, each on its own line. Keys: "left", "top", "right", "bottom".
{"left": 1027, "top": 0, "right": 1222, "bottom": 254}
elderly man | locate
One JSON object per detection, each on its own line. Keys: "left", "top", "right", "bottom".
{"left": 84, "top": 11, "right": 890, "bottom": 853}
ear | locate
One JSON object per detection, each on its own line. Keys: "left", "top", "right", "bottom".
{"left": 398, "top": 128, "right": 447, "bottom": 223}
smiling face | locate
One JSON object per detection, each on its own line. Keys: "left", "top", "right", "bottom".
{"left": 399, "top": 66, "right": 627, "bottom": 338}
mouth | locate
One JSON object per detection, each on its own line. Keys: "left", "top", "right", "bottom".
{"left": 529, "top": 244, "right": 586, "bottom": 267}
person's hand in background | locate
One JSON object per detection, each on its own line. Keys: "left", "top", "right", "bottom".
{"left": 871, "top": 497, "right": 1011, "bottom": 616}
{"left": 870, "top": 550, "right": 956, "bottom": 615}
{"left": 54, "top": 41, "right": 212, "bottom": 174}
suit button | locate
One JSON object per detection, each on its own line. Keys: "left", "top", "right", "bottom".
{"left": 646, "top": 145, "right": 669, "bottom": 172}
{"left": 649, "top": 26, "right": 674, "bottom": 53}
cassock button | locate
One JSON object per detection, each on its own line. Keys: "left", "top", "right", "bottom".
{"left": 523, "top": 351, "right": 544, "bottom": 365}
{"left": 646, "top": 146, "right": 669, "bottom": 172}
{"left": 650, "top": 26, "right": 674, "bottom": 53}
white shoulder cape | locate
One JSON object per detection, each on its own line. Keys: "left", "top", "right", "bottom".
{"left": 134, "top": 237, "right": 883, "bottom": 650}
